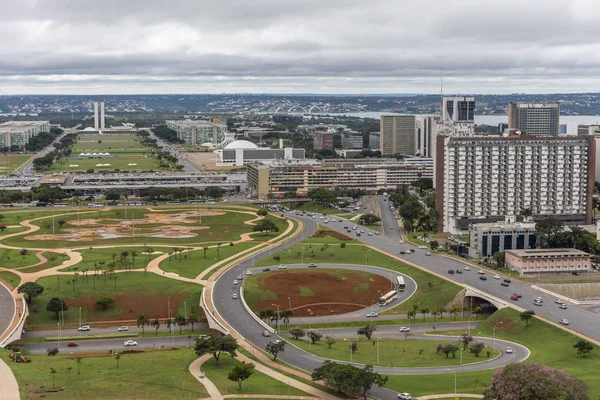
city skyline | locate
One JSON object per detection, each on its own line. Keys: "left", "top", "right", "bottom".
{"left": 2, "top": 0, "right": 600, "bottom": 94}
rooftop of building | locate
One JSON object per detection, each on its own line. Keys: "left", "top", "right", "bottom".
{"left": 166, "top": 119, "right": 224, "bottom": 127}
{"left": 40, "top": 174, "right": 68, "bottom": 185}
{"left": 0, "top": 121, "right": 49, "bottom": 133}
{"left": 249, "top": 157, "right": 433, "bottom": 169}
{"left": 506, "top": 248, "right": 590, "bottom": 257}
{"left": 224, "top": 140, "right": 258, "bottom": 150}
{"left": 470, "top": 221, "right": 537, "bottom": 230}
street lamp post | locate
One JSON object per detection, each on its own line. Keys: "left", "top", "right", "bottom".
{"left": 288, "top": 297, "right": 291, "bottom": 311}
{"left": 446, "top": 368, "right": 457, "bottom": 395}
{"left": 365, "top": 249, "right": 372, "bottom": 267}
{"left": 302, "top": 318, "right": 312, "bottom": 350}
{"left": 493, "top": 321, "right": 504, "bottom": 351}
{"left": 272, "top": 303, "right": 281, "bottom": 333}
{"left": 468, "top": 314, "right": 478, "bottom": 336}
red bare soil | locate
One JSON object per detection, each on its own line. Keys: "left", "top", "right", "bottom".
{"left": 256, "top": 270, "right": 392, "bottom": 317}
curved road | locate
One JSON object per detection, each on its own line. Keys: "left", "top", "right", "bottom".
{"left": 0, "top": 282, "right": 15, "bottom": 344}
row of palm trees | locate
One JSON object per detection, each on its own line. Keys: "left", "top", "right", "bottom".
{"left": 406, "top": 303, "right": 474, "bottom": 322}
{"left": 258, "top": 309, "right": 293, "bottom": 326}
{"left": 136, "top": 313, "right": 201, "bottom": 335}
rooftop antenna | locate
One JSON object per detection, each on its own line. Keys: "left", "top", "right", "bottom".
{"left": 440, "top": 68, "right": 444, "bottom": 135}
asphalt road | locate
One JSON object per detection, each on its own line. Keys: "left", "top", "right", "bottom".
{"left": 21, "top": 322, "right": 210, "bottom": 338}
{"left": 0, "top": 282, "right": 15, "bottom": 343}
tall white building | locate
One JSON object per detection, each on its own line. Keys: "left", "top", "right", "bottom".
{"left": 441, "top": 96, "right": 475, "bottom": 137}
{"left": 436, "top": 134, "right": 595, "bottom": 234}
{"left": 416, "top": 116, "right": 439, "bottom": 157}
{"left": 93, "top": 102, "right": 105, "bottom": 130}
{"left": 0, "top": 121, "right": 50, "bottom": 149}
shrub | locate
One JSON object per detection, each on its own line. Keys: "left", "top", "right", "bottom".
{"left": 47, "top": 347, "right": 59, "bottom": 356}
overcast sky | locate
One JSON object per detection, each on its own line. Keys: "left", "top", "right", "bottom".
{"left": 1, "top": 0, "right": 600, "bottom": 94}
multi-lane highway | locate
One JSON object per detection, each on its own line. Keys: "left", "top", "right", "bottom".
{"left": 0, "top": 283, "right": 15, "bottom": 344}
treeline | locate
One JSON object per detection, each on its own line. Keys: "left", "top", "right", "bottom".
{"left": 137, "top": 187, "right": 225, "bottom": 201}
{"left": 24, "top": 128, "right": 62, "bottom": 152}
{"left": 32, "top": 132, "right": 78, "bottom": 171}
{"left": 152, "top": 125, "right": 184, "bottom": 144}
{"left": 0, "top": 187, "right": 67, "bottom": 204}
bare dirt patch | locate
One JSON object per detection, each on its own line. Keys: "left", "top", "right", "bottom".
{"left": 255, "top": 270, "right": 392, "bottom": 317}
{"left": 182, "top": 151, "right": 240, "bottom": 172}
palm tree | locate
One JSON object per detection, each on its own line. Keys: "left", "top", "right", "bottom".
{"left": 449, "top": 304, "right": 460, "bottom": 320}
{"left": 203, "top": 247, "right": 209, "bottom": 259}
{"left": 217, "top": 242, "right": 222, "bottom": 258}
{"left": 282, "top": 309, "right": 293, "bottom": 325}
{"left": 131, "top": 250, "right": 138, "bottom": 270}
{"left": 112, "top": 253, "right": 117, "bottom": 264}
{"left": 137, "top": 314, "right": 150, "bottom": 334}
{"left": 420, "top": 307, "right": 430, "bottom": 321}
{"left": 50, "top": 367, "right": 57, "bottom": 388}
{"left": 188, "top": 314, "right": 199, "bottom": 331}
{"left": 431, "top": 309, "right": 439, "bottom": 321}
{"left": 411, "top": 302, "right": 420, "bottom": 319}
{"left": 438, "top": 307, "right": 446, "bottom": 320}
{"left": 151, "top": 318, "right": 160, "bottom": 335}
{"left": 165, "top": 318, "right": 173, "bottom": 333}
{"left": 175, "top": 315, "right": 187, "bottom": 334}
{"left": 519, "top": 207, "right": 533, "bottom": 222}
{"left": 568, "top": 225, "right": 587, "bottom": 250}
{"left": 75, "top": 357, "right": 83, "bottom": 375}
{"left": 407, "top": 310, "right": 416, "bottom": 321}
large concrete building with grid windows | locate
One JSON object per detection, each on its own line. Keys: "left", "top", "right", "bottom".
{"left": 436, "top": 134, "right": 595, "bottom": 234}
{"left": 380, "top": 115, "right": 415, "bottom": 155}
{"left": 165, "top": 120, "right": 227, "bottom": 145}
{"left": 508, "top": 102, "right": 560, "bottom": 136}
{"left": 0, "top": 121, "right": 50, "bottom": 149}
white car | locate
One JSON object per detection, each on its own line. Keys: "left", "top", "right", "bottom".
{"left": 505, "top": 347, "right": 513, "bottom": 354}
{"left": 368, "top": 232, "right": 373, "bottom": 236}
{"left": 478, "top": 270, "right": 485, "bottom": 274}
{"left": 366, "top": 312, "right": 379, "bottom": 318}
{"left": 425, "top": 251, "right": 431, "bottom": 256}
{"left": 559, "top": 318, "right": 570, "bottom": 325}
{"left": 397, "top": 393, "right": 412, "bottom": 400}
{"left": 246, "top": 271, "right": 252, "bottom": 275}
{"left": 232, "top": 293, "right": 238, "bottom": 299}
{"left": 418, "top": 245, "right": 427, "bottom": 249}
{"left": 398, "top": 327, "right": 410, "bottom": 332}
{"left": 559, "top": 303, "right": 568, "bottom": 309}
{"left": 117, "top": 326, "right": 129, "bottom": 332}
{"left": 78, "top": 326, "right": 91, "bottom": 331}
{"left": 124, "top": 340, "right": 138, "bottom": 346}
{"left": 492, "top": 274, "right": 500, "bottom": 279}
{"left": 398, "top": 240, "right": 404, "bottom": 244}
{"left": 464, "top": 266, "right": 471, "bottom": 271}
{"left": 278, "top": 265, "right": 287, "bottom": 269}
{"left": 554, "top": 299, "right": 564, "bottom": 304}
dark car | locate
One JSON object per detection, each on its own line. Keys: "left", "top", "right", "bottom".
{"left": 501, "top": 282, "right": 509, "bottom": 287}
{"left": 503, "top": 279, "right": 512, "bottom": 283}
{"left": 456, "top": 269, "right": 463, "bottom": 274}
{"left": 67, "top": 342, "right": 78, "bottom": 347}
{"left": 514, "top": 293, "right": 522, "bottom": 298}
{"left": 479, "top": 275, "right": 488, "bottom": 281}
{"left": 262, "top": 267, "right": 271, "bottom": 272}
{"left": 447, "top": 269, "right": 455, "bottom": 275}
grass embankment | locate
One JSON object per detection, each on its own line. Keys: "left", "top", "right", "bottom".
{"left": 0, "top": 209, "right": 75, "bottom": 225}
{"left": 296, "top": 201, "right": 340, "bottom": 215}
{"left": 253, "top": 243, "right": 461, "bottom": 313}
{"left": 0, "top": 271, "right": 21, "bottom": 289}
{"left": 0, "top": 347, "right": 207, "bottom": 399}
{"left": 0, "top": 154, "right": 31, "bottom": 175}
{"left": 286, "top": 337, "right": 500, "bottom": 368}
{"left": 27, "top": 272, "right": 202, "bottom": 329}
{"left": 301, "top": 227, "right": 356, "bottom": 245}
{"left": 19, "top": 252, "right": 70, "bottom": 273}
{"left": 160, "top": 242, "right": 256, "bottom": 279}
{"left": 202, "top": 354, "right": 310, "bottom": 396}
{"left": 384, "top": 308, "right": 600, "bottom": 398}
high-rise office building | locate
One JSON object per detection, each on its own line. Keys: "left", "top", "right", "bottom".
{"left": 93, "top": 102, "right": 105, "bottom": 130}
{"left": 441, "top": 96, "right": 475, "bottom": 137}
{"left": 379, "top": 115, "right": 415, "bottom": 155}
{"left": 416, "top": 116, "right": 439, "bottom": 157}
{"left": 507, "top": 102, "right": 560, "bottom": 136}
{"left": 435, "top": 134, "right": 595, "bottom": 234}
{"left": 314, "top": 131, "right": 334, "bottom": 150}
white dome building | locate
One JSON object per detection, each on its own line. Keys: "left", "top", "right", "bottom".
{"left": 224, "top": 140, "right": 259, "bottom": 150}
{"left": 214, "top": 138, "right": 305, "bottom": 167}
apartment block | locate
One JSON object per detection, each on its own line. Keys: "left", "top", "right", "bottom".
{"left": 416, "top": 116, "right": 439, "bottom": 157}
{"left": 380, "top": 115, "right": 415, "bottom": 155}
{"left": 341, "top": 131, "right": 363, "bottom": 149}
{"left": 165, "top": 120, "right": 227, "bottom": 145}
{"left": 314, "top": 131, "right": 334, "bottom": 150}
{"left": 508, "top": 102, "right": 560, "bottom": 136}
{"left": 247, "top": 158, "right": 432, "bottom": 199}
{"left": 0, "top": 121, "right": 50, "bottom": 148}
{"left": 436, "top": 134, "right": 595, "bottom": 234}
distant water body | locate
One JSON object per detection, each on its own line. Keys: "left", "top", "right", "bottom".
{"left": 318, "top": 112, "right": 600, "bottom": 134}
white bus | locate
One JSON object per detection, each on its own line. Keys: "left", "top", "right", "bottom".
{"left": 397, "top": 276, "right": 406, "bottom": 292}
{"left": 379, "top": 290, "right": 398, "bottom": 306}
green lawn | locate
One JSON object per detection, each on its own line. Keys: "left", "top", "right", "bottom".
{"left": 286, "top": 337, "right": 499, "bottom": 368}
{"left": 160, "top": 242, "right": 256, "bottom": 279}
{"left": 73, "top": 134, "right": 146, "bottom": 151}
{"left": 0, "top": 248, "right": 41, "bottom": 269}
{"left": 28, "top": 272, "right": 203, "bottom": 328}
{"left": 253, "top": 243, "right": 462, "bottom": 313}
{"left": 0, "top": 348, "right": 208, "bottom": 399}
{"left": 19, "top": 251, "right": 70, "bottom": 273}
{"left": 296, "top": 201, "right": 340, "bottom": 215}
{"left": 386, "top": 308, "right": 600, "bottom": 398}
{"left": 50, "top": 154, "right": 164, "bottom": 173}
{"left": 58, "top": 246, "right": 171, "bottom": 273}
{"left": 0, "top": 209, "right": 74, "bottom": 225}
{"left": 0, "top": 154, "right": 31, "bottom": 175}
{"left": 302, "top": 227, "right": 356, "bottom": 245}
{"left": 202, "top": 354, "right": 310, "bottom": 396}
{"left": 0, "top": 270, "right": 21, "bottom": 289}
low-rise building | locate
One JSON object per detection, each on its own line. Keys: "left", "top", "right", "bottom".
{"left": 468, "top": 220, "right": 537, "bottom": 259}
{"left": 505, "top": 248, "right": 591, "bottom": 276}
{"left": 165, "top": 120, "right": 227, "bottom": 146}
{"left": 341, "top": 130, "right": 363, "bottom": 149}
{"left": 0, "top": 121, "right": 50, "bottom": 148}
{"left": 215, "top": 140, "right": 305, "bottom": 167}
{"left": 246, "top": 158, "right": 432, "bottom": 199}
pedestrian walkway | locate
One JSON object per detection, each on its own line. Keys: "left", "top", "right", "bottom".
{"left": 0, "top": 356, "right": 20, "bottom": 400}
{"left": 417, "top": 394, "right": 483, "bottom": 399}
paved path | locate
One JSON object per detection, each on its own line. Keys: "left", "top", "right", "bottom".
{"left": 417, "top": 394, "right": 483, "bottom": 399}
{"left": 0, "top": 355, "right": 20, "bottom": 400}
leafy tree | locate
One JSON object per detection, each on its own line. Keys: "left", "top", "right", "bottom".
{"left": 311, "top": 360, "right": 357, "bottom": 394}
{"left": 354, "top": 364, "right": 389, "bottom": 400}
{"left": 483, "top": 363, "right": 588, "bottom": 400}
{"left": 46, "top": 297, "right": 68, "bottom": 319}
{"left": 151, "top": 318, "right": 160, "bottom": 335}
{"left": 57, "top": 219, "right": 66, "bottom": 228}
{"left": 306, "top": 188, "right": 336, "bottom": 205}
{"left": 440, "top": 344, "right": 459, "bottom": 358}
{"left": 195, "top": 334, "right": 238, "bottom": 365}
{"left": 0, "top": 224, "right": 6, "bottom": 232}
{"left": 470, "top": 342, "right": 485, "bottom": 357}
{"left": 95, "top": 297, "right": 115, "bottom": 310}
{"left": 358, "top": 213, "right": 381, "bottom": 226}
{"left": 535, "top": 218, "right": 564, "bottom": 248}
{"left": 104, "top": 189, "right": 121, "bottom": 201}
{"left": 411, "top": 178, "right": 433, "bottom": 191}
{"left": 520, "top": 310, "right": 535, "bottom": 327}
{"left": 257, "top": 208, "right": 268, "bottom": 217}
{"left": 574, "top": 339, "right": 594, "bottom": 358}
{"left": 253, "top": 219, "right": 280, "bottom": 236}
{"left": 398, "top": 197, "right": 425, "bottom": 232}
{"left": 227, "top": 361, "right": 255, "bottom": 390}
{"left": 289, "top": 327, "right": 305, "bottom": 340}
{"left": 265, "top": 340, "right": 285, "bottom": 361}
{"left": 137, "top": 314, "right": 150, "bottom": 334}
{"left": 430, "top": 240, "right": 439, "bottom": 250}
{"left": 17, "top": 282, "right": 45, "bottom": 304}
{"left": 460, "top": 333, "right": 474, "bottom": 350}
{"left": 307, "top": 330, "right": 323, "bottom": 344}
{"left": 325, "top": 335, "right": 336, "bottom": 349}
{"left": 357, "top": 325, "right": 377, "bottom": 341}
{"left": 493, "top": 251, "right": 505, "bottom": 269}
{"left": 188, "top": 314, "right": 199, "bottom": 332}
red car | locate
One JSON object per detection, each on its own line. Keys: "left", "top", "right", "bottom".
{"left": 510, "top": 295, "right": 519, "bottom": 301}
{"left": 67, "top": 342, "right": 78, "bottom": 347}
